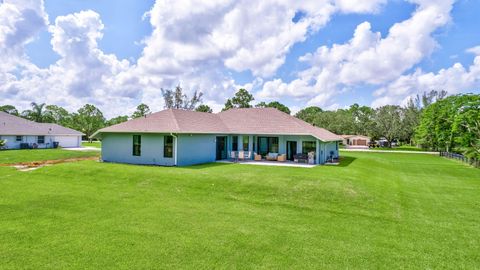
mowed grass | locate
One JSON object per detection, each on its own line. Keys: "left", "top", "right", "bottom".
{"left": 0, "top": 149, "right": 100, "bottom": 164}
{"left": 81, "top": 141, "right": 101, "bottom": 148}
{"left": 0, "top": 152, "right": 479, "bottom": 269}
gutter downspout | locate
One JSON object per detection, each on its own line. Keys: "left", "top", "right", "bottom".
{"left": 170, "top": 133, "right": 178, "bottom": 166}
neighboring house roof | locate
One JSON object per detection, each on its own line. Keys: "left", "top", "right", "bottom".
{"left": 341, "top": 134, "right": 370, "bottom": 139}
{"left": 94, "top": 108, "right": 342, "bottom": 142}
{"left": 0, "top": 111, "right": 83, "bottom": 136}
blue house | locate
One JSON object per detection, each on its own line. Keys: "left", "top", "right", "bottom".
{"left": 93, "top": 108, "right": 342, "bottom": 166}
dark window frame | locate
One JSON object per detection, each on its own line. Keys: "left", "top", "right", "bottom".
{"left": 302, "top": 141, "right": 316, "bottom": 158}
{"left": 37, "top": 136, "right": 45, "bottom": 144}
{"left": 242, "top": 136, "right": 249, "bottom": 151}
{"left": 132, "top": 135, "right": 141, "bottom": 156}
{"left": 16, "top": 136, "right": 22, "bottom": 142}
{"left": 164, "top": 135, "right": 173, "bottom": 158}
{"left": 232, "top": 136, "right": 238, "bottom": 151}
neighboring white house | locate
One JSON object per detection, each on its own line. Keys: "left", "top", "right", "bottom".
{"left": 341, "top": 135, "right": 371, "bottom": 148}
{"left": 0, "top": 112, "right": 83, "bottom": 149}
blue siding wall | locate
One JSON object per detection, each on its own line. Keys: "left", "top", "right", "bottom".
{"left": 101, "top": 132, "right": 340, "bottom": 166}
{"left": 176, "top": 134, "right": 217, "bottom": 166}
{"left": 102, "top": 133, "right": 175, "bottom": 166}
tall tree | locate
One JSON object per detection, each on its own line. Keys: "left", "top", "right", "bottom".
{"left": 44, "top": 105, "right": 72, "bottom": 127}
{"left": 72, "top": 104, "right": 105, "bottom": 142}
{"left": 106, "top": 115, "right": 129, "bottom": 126}
{"left": 255, "top": 101, "right": 291, "bottom": 114}
{"left": 195, "top": 104, "right": 213, "bottom": 113}
{"left": 348, "top": 104, "right": 375, "bottom": 136}
{"left": 416, "top": 94, "right": 480, "bottom": 156}
{"left": 372, "top": 105, "right": 403, "bottom": 147}
{"left": 0, "top": 105, "right": 19, "bottom": 116}
{"left": 452, "top": 96, "right": 480, "bottom": 158}
{"left": 131, "top": 103, "right": 151, "bottom": 118}
{"left": 21, "top": 102, "right": 47, "bottom": 122}
{"left": 400, "top": 99, "right": 421, "bottom": 144}
{"left": 295, "top": 106, "right": 322, "bottom": 124}
{"left": 222, "top": 88, "right": 254, "bottom": 111}
{"left": 161, "top": 85, "right": 203, "bottom": 110}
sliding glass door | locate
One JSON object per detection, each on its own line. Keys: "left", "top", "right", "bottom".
{"left": 257, "top": 137, "right": 279, "bottom": 155}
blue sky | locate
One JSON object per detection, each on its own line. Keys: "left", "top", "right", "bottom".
{"left": 1, "top": 0, "right": 480, "bottom": 117}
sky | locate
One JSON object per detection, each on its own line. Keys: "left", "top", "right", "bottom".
{"left": 1, "top": 0, "right": 479, "bottom": 118}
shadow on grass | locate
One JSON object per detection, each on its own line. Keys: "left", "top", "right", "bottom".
{"left": 183, "top": 162, "right": 233, "bottom": 170}
{"left": 337, "top": 156, "right": 356, "bottom": 167}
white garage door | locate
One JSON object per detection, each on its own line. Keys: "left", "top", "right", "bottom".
{"left": 55, "top": 136, "right": 80, "bottom": 148}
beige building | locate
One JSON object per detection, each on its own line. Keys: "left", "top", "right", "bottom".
{"left": 341, "top": 135, "right": 370, "bottom": 148}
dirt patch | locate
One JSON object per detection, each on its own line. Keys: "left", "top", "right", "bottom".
{"left": 0, "top": 156, "right": 99, "bottom": 171}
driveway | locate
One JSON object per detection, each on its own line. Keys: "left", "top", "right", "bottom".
{"left": 64, "top": 147, "right": 101, "bottom": 151}
{"left": 341, "top": 149, "right": 439, "bottom": 155}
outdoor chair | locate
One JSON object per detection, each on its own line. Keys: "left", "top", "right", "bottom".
{"left": 254, "top": 153, "right": 262, "bottom": 161}
{"left": 244, "top": 151, "right": 251, "bottom": 160}
{"left": 294, "top": 154, "right": 308, "bottom": 163}
{"left": 238, "top": 151, "right": 245, "bottom": 160}
{"left": 230, "top": 151, "right": 238, "bottom": 162}
{"left": 277, "top": 154, "right": 287, "bottom": 162}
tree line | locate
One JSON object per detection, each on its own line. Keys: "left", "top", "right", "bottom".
{"left": 1, "top": 87, "right": 478, "bottom": 158}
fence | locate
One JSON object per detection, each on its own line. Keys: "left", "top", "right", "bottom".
{"left": 440, "top": 152, "right": 480, "bottom": 168}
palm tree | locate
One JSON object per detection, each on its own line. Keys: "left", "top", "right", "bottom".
{"left": 22, "top": 102, "right": 47, "bottom": 122}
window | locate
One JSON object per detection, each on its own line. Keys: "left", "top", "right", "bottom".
{"left": 132, "top": 135, "right": 141, "bottom": 156}
{"left": 242, "top": 136, "right": 249, "bottom": 151}
{"left": 257, "top": 137, "right": 279, "bottom": 155}
{"left": 269, "top": 137, "right": 279, "bottom": 153}
{"left": 232, "top": 136, "right": 238, "bottom": 151}
{"left": 302, "top": 141, "right": 316, "bottom": 156}
{"left": 164, "top": 135, "right": 173, "bottom": 158}
{"left": 16, "top": 136, "right": 22, "bottom": 142}
{"left": 37, "top": 136, "right": 45, "bottom": 144}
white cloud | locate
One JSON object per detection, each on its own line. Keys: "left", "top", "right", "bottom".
{"left": 3, "top": 0, "right": 471, "bottom": 119}
{"left": 0, "top": 0, "right": 48, "bottom": 72}
{"left": 0, "top": 8, "right": 137, "bottom": 117}
{"left": 466, "top": 45, "right": 480, "bottom": 55}
{"left": 258, "top": 0, "right": 455, "bottom": 107}
{"left": 372, "top": 55, "right": 480, "bottom": 107}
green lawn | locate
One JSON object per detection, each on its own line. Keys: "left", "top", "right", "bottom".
{"left": 0, "top": 149, "right": 99, "bottom": 164}
{"left": 0, "top": 152, "right": 479, "bottom": 269}
{"left": 81, "top": 141, "right": 101, "bottom": 148}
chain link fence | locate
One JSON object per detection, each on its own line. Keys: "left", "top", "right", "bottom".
{"left": 440, "top": 152, "right": 480, "bottom": 168}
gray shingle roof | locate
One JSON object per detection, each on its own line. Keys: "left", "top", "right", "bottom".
{"left": 0, "top": 112, "right": 83, "bottom": 136}
{"left": 94, "top": 108, "right": 342, "bottom": 142}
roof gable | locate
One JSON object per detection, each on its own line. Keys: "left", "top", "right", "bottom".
{"left": 0, "top": 111, "right": 83, "bottom": 136}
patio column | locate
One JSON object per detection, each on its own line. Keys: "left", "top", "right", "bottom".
{"left": 316, "top": 140, "right": 320, "bottom": 164}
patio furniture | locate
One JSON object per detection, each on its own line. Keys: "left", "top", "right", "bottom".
{"left": 254, "top": 153, "right": 262, "bottom": 161}
{"left": 244, "top": 151, "right": 251, "bottom": 160}
{"left": 294, "top": 154, "right": 308, "bottom": 163}
{"left": 308, "top": 151, "right": 315, "bottom": 164}
{"left": 238, "top": 151, "right": 245, "bottom": 160}
{"left": 230, "top": 151, "right": 238, "bottom": 162}
{"left": 266, "top": 153, "right": 279, "bottom": 161}
{"left": 277, "top": 154, "right": 287, "bottom": 162}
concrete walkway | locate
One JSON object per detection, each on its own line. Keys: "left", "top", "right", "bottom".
{"left": 341, "top": 149, "right": 439, "bottom": 155}
{"left": 63, "top": 147, "right": 101, "bottom": 151}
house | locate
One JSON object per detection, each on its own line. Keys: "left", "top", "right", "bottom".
{"left": 93, "top": 108, "right": 342, "bottom": 166}
{"left": 0, "top": 111, "right": 83, "bottom": 149}
{"left": 341, "top": 134, "right": 371, "bottom": 148}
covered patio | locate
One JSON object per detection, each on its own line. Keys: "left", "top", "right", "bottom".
{"left": 216, "top": 159, "right": 318, "bottom": 168}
